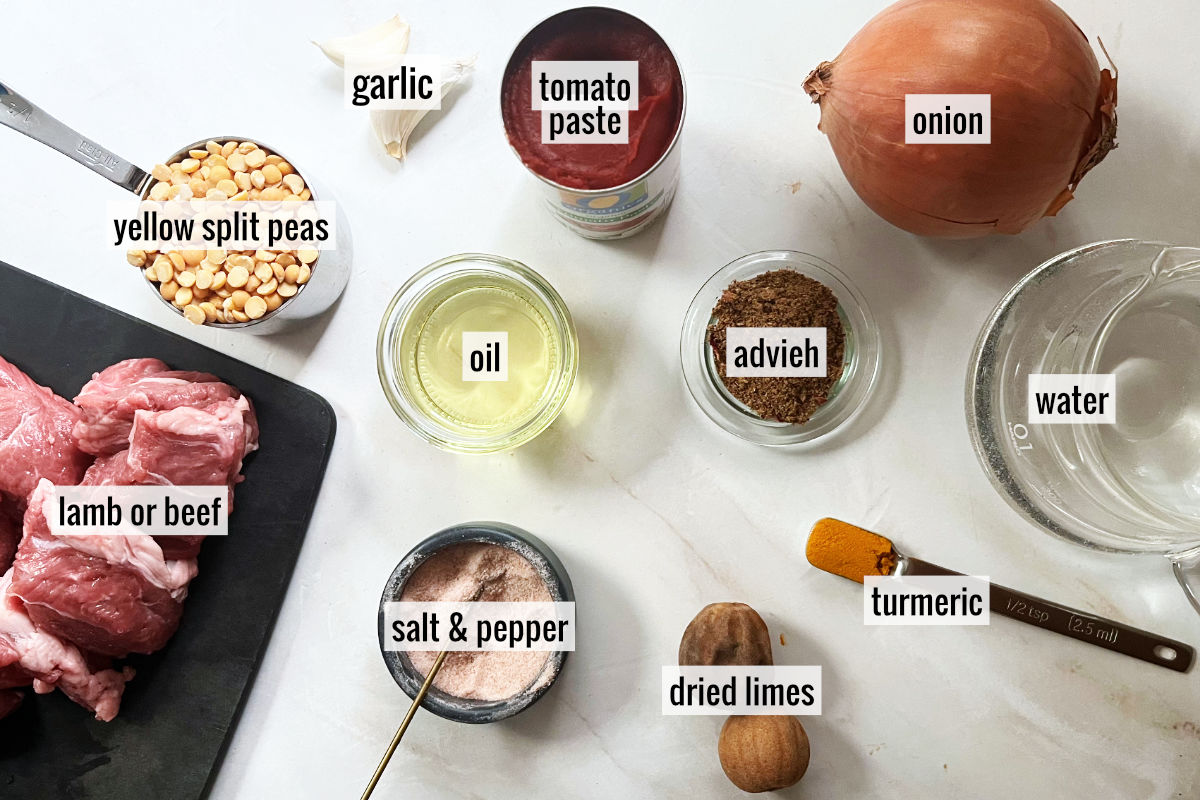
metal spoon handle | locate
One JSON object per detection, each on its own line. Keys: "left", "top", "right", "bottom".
{"left": 904, "top": 557, "right": 1195, "bottom": 672}
{"left": 0, "top": 80, "right": 149, "bottom": 195}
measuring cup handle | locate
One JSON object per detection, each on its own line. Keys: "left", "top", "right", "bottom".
{"left": 0, "top": 80, "right": 149, "bottom": 195}
{"left": 1173, "top": 554, "right": 1200, "bottom": 618}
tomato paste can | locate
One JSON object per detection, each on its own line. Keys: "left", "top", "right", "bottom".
{"left": 500, "top": 7, "right": 686, "bottom": 240}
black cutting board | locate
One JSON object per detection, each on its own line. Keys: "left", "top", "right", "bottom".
{"left": 0, "top": 261, "right": 336, "bottom": 799}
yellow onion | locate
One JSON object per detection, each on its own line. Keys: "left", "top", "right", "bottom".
{"left": 803, "top": 0, "right": 1117, "bottom": 238}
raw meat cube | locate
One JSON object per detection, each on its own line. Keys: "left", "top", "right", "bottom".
{"left": 79, "top": 452, "right": 205, "bottom": 559}
{"left": 77, "top": 395, "right": 258, "bottom": 559}
{"left": 72, "top": 358, "right": 240, "bottom": 456}
{"left": 0, "top": 570, "right": 132, "bottom": 721}
{"left": 129, "top": 395, "right": 259, "bottom": 487}
{"left": 11, "top": 481, "right": 195, "bottom": 657}
{"left": 0, "top": 356, "right": 89, "bottom": 505}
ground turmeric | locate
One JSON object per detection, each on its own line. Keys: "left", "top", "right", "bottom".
{"left": 806, "top": 518, "right": 897, "bottom": 583}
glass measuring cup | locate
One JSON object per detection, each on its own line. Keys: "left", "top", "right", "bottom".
{"left": 967, "top": 240, "right": 1200, "bottom": 615}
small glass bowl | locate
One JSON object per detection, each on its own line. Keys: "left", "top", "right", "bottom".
{"left": 377, "top": 522, "right": 574, "bottom": 724}
{"left": 377, "top": 254, "right": 579, "bottom": 453}
{"left": 680, "top": 250, "right": 880, "bottom": 445}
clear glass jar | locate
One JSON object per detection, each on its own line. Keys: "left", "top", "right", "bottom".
{"left": 680, "top": 251, "right": 881, "bottom": 445}
{"left": 966, "top": 239, "right": 1200, "bottom": 614}
{"left": 377, "top": 254, "right": 579, "bottom": 453}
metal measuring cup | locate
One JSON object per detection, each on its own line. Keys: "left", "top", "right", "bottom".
{"left": 0, "top": 81, "right": 351, "bottom": 334}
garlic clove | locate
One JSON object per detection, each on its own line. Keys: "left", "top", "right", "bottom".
{"left": 370, "top": 56, "right": 476, "bottom": 161}
{"left": 313, "top": 15, "right": 411, "bottom": 68}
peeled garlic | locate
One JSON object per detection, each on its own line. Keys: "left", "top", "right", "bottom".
{"left": 313, "top": 15, "right": 410, "bottom": 68}
{"left": 370, "top": 57, "right": 476, "bottom": 160}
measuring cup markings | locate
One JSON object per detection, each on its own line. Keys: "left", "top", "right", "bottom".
{"left": 969, "top": 240, "right": 1200, "bottom": 617}
{"left": 1007, "top": 422, "right": 1034, "bottom": 453}
{"left": 1067, "top": 615, "right": 1118, "bottom": 644}
{"left": 1004, "top": 596, "right": 1050, "bottom": 624}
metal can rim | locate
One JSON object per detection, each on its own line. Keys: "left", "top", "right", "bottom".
{"left": 498, "top": 5, "right": 688, "bottom": 196}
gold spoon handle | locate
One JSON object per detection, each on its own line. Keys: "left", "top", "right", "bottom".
{"left": 361, "top": 650, "right": 449, "bottom": 800}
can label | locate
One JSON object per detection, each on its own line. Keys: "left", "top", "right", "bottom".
{"left": 537, "top": 140, "right": 681, "bottom": 239}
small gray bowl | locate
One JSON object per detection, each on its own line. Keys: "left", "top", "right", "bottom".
{"left": 377, "top": 522, "right": 574, "bottom": 724}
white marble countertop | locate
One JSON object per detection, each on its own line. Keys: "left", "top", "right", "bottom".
{"left": 2, "top": 0, "right": 1198, "bottom": 797}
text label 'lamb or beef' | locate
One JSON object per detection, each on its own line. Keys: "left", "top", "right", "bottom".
{"left": 46, "top": 485, "right": 228, "bottom": 537}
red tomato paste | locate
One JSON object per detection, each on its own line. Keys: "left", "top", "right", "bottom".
{"left": 501, "top": 8, "right": 684, "bottom": 191}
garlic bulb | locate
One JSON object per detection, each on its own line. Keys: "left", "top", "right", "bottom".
{"left": 371, "top": 57, "right": 476, "bottom": 160}
{"left": 313, "top": 15, "right": 410, "bottom": 69}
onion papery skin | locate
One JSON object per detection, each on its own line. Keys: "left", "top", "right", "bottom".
{"left": 803, "top": 0, "right": 1117, "bottom": 238}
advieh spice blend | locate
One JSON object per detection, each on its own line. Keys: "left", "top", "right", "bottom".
{"left": 708, "top": 270, "right": 845, "bottom": 423}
